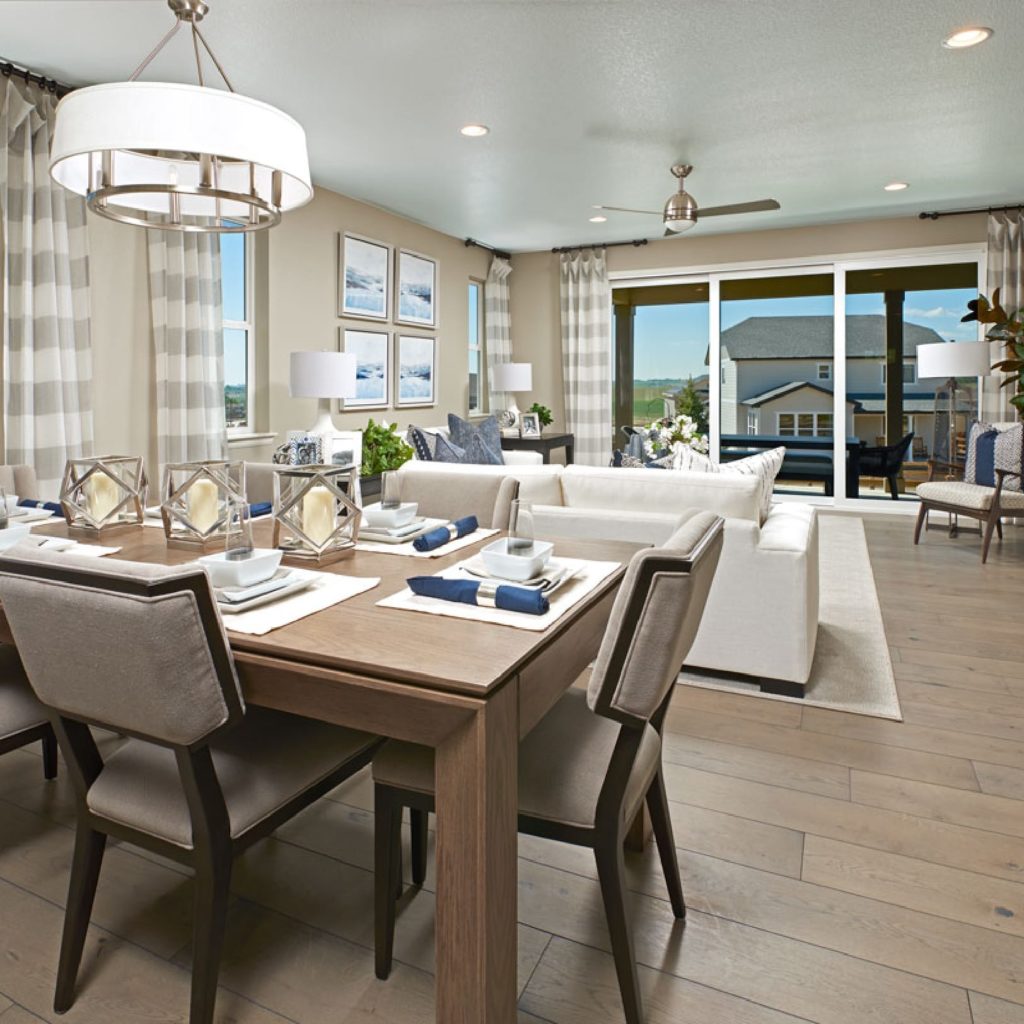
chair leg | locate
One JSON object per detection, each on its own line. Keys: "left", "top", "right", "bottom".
{"left": 409, "top": 808, "right": 428, "bottom": 886}
{"left": 646, "top": 771, "right": 685, "bottom": 919}
{"left": 996, "top": 517, "right": 1004, "bottom": 540}
{"left": 54, "top": 826, "right": 107, "bottom": 1013}
{"left": 42, "top": 728, "right": 58, "bottom": 781}
{"left": 189, "top": 851, "right": 232, "bottom": 1024}
{"left": 981, "top": 514, "right": 999, "bottom": 564}
{"left": 888, "top": 475, "right": 900, "bottom": 499}
{"left": 374, "top": 786, "right": 402, "bottom": 980}
{"left": 913, "top": 503, "right": 928, "bottom": 545}
{"left": 594, "top": 835, "right": 643, "bottom": 1024}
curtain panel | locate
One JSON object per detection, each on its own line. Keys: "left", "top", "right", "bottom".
{"left": 0, "top": 76, "right": 94, "bottom": 498}
{"left": 560, "top": 249, "right": 612, "bottom": 466}
{"left": 987, "top": 212, "right": 1024, "bottom": 418}
{"left": 484, "top": 255, "right": 513, "bottom": 412}
{"left": 148, "top": 229, "right": 226, "bottom": 473}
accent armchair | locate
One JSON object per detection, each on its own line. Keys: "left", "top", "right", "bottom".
{"left": 371, "top": 509, "right": 724, "bottom": 1024}
{"left": 0, "top": 545, "right": 382, "bottom": 1024}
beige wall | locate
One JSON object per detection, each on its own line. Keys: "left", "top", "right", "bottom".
{"left": 509, "top": 214, "right": 988, "bottom": 430}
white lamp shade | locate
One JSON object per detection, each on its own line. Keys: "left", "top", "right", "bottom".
{"left": 916, "top": 340, "right": 991, "bottom": 380}
{"left": 290, "top": 352, "right": 357, "bottom": 400}
{"left": 50, "top": 82, "right": 313, "bottom": 222}
{"left": 490, "top": 362, "right": 533, "bottom": 392}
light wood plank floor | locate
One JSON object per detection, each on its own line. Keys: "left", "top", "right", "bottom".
{"left": 2, "top": 512, "right": 1023, "bottom": 1023}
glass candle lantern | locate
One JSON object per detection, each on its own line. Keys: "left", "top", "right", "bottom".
{"left": 60, "top": 456, "right": 147, "bottom": 536}
{"left": 272, "top": 465, "right": 362, "bottom": 565}
{"left": 160, "top": 461, "right": 247, "bottom": 551}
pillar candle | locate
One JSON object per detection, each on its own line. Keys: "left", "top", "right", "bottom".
{"left": 86, "top": 472, "right": 120, "bottom": 522}
{"left": 302, "top": 485, "right": 335, "bottom": 547}
{"left": 187, "top": 479, "right": 219, "bottom": 533}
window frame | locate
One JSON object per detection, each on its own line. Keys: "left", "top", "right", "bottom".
{"left": 467, "top": 278, "right": 486, "bottom": 416}
{"left": 817, "top": 362, "right": 832, "bottom": 381}
{"left": 880, "top": 360, "right": 916, "bottom": 385}
{"left": 222, "top": 228, "right": 255, "bottom": 436}
{"left": 777, "top": 411, "right": 833, "bottom": 437}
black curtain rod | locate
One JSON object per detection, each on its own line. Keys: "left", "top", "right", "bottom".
{"left": 0, "top": 59, "right": 74, "bottom": 98}
{"left": 919, "top": 203, "right": 1024, "bottom": 221}
{"left": 464, "top": 238, "right": 512, "bottom": 261}
{"left": 552, "top": 238, "right": 650, "bottom": 255}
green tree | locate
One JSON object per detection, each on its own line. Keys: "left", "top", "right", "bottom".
{"left": 674, "top": 377, "right": 709, "bottom": 435}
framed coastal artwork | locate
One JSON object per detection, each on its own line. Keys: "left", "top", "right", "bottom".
{"left": 395, "top": 249, "right": 437, "bottom": 327}
{"left": 395, "top": 334, "right": 436, "bottom": 408}
{"left": 339, "top": 233, "right": 391, "bottom": 320}
{"left": 341, "top": 327, "right": 390, "bottom": 409}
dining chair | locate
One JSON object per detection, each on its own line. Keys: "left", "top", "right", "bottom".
{"left": 0, "top": 463, "right": 40, "bottom": 501}
{"left": 0, "top": 545, "right": 383, "bottom": 1024}
{"left": 371, "top": 510, "right": 724, "bottom": 1024}
{"left": 0, "top": 644, "right": 58, "bottom": 779}
{"left": 395, "top": 467, "right": 519, "bottom": 529}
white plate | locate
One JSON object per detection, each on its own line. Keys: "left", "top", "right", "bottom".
{"left": 359, "top": 517, "right": 448, "bottom": 545}
{"left": 217, "top": 574, "right": 316, "bottom": 614}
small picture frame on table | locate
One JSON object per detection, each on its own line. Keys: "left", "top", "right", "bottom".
{"left": 519, "top": 412, "right": 542, "bottom": 439}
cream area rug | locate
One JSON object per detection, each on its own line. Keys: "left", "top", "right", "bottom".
{"left": 680, "top": 514, "right": 902, "bottom": 720}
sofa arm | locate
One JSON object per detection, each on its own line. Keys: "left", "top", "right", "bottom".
{"left": 502, "top": 450, "right": 544, "bottom": 466}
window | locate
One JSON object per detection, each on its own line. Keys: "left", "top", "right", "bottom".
{"left": 746, "top": 409, "right": 758, "bottom": 435}
{"left": 221, "top": 227, "right": 253, "bottom": 432}
{"left": 881, "top": 361, "right": 916, "bottom": 385}
{"left": 817, "top": 362, "right": 832, "bottom": 380}
{"left": 778, "top": 412, "right": 832, "bottom": 437}
{"left": 467, "top": 280, "right": 485, "bottom": 414}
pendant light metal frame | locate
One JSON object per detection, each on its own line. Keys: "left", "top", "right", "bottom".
{"left": 49, "top": 0, "right": 312, "bottom": 233}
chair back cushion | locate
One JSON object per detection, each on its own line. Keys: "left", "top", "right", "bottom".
{"left": 965, "top": 422, "right": 998, "bottom": 486}
{"left": 397, "top": 470, "right": 519, "bottom": 529}
{"left": 0, "top": 464, "right": 40, "bottom": 501}
{"left": 0, "top": 545, "right": 243, "bottom": 746}
{"left": 994, "top": 423, "right": 1024, "bottom": 492}
{"left": 587, "top": 510, "right": 723, "bottom": 726}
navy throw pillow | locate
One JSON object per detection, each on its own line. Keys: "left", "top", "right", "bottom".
{"left": 973, "top": 430, "right": 998, "bottom": 487}
{"left": 447, "top": 413, "right": 504, "bottom": 465}
{"left": 408, "top": 426, "right": 436, "bottom": 461}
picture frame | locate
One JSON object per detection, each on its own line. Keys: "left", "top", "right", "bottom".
{"left": 395, "top": 248, "right": 438, "bottom": 327}
{"left": 395, "top": 334, "right": 436, "bottom": 408}
{"left": 323, "top": 429, "right": 363, "bottom": 470}
{"left": 339, "top": 233, "right": 391, "bottom": 320}
{"left": 519, "top": 412, "right": 542, "bottom": 439}
{"left": 341, "top": 327, "right": 390, "bottom": 409}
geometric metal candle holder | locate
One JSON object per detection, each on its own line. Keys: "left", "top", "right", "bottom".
{"left": 160, "top": 461, "right": 247, "bottom": 551}
{"left": 59, "top": 455, "right": 147, "bottom": 537}
{"left": 272, "top": 464, "right": 362, "bottom": 566}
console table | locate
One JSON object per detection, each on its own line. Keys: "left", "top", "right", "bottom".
{"left": 500, "top": 431, "right": 575, "bottom": 464}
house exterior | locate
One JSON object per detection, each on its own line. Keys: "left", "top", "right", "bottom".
{"left": 717, "top": 314, "right": 953, "bottom": 452}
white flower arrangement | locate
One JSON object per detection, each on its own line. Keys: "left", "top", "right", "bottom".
{"left": 641, "top": 414, "right": 709, "bottom": 460}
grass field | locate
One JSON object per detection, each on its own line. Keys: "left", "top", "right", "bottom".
{"left": 632, "top": 384, "right": 672, "bottom": 423}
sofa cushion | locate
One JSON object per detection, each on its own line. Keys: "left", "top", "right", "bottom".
{"left": 398, "top": 460, "right": 565, "bottom": 505}
{"left": 448, "top": 414, "right": 503, "bottom": 465}
{"left": 994, "top": 423, "right": 1024, "bottom": 492}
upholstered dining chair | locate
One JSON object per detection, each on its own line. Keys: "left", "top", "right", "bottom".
{"left": 0, "top": 645, "right": 58, "bottom": 779}
{"left": 0, "top": 463, "right": 40, "bottom": 501}
{"left": 394, "top": 466, "right": 519, "bottom": 529}
{"left": 371, "top": 509, "right": 724, "bottom": 1024}
{"left": 0, "top": 545, "right": 382, "bottom": 1024}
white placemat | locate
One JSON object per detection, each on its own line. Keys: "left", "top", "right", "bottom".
{"left": 355, "top": 527, "right": 498, "bottom": 559}
{"left": 376, "top": 556, "right": 621, "bottom": 632}
{"left": 18, "top": 510, "right": 60, "bottom": 526}
{"left": 23, "top": 537, "right": 121, "bottom": 557}
{"left": 221, "top": 569, "right": 379, "bottom": 635}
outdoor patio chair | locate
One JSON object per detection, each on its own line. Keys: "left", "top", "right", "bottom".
{"left": 858, "top": 432, "right": 915, "bottom": 500}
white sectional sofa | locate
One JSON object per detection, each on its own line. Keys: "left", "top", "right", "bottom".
{"left": 398, "top": 460, "right": 819, "bottom": 690}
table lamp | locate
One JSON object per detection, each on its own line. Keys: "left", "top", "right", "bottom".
{"left": 490, "top": 362, "right": 533, "bottom": 431}
{"left": 916, "top": 340, "right": 990, "bottom": 464}
{"left": 290, "top": 351, "right": 357, "bottom": 436}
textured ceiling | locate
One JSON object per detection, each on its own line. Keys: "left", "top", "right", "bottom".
{"left": 2, "top": 0, "right": 1022, "bottom": 251}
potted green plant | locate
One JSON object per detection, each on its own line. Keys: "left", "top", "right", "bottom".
{"left": 360, "top": 418, "right": 413, "bottom": 501}
{"left": 528, "top": 402, "right": 553, "bottom": 431}
{"left": 962, "top": 289, "right": 1024, "bottom": 416}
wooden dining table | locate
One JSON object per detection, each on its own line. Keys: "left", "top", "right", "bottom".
{"left": 9, "top": 519, "right": 639, "bottom": 1024}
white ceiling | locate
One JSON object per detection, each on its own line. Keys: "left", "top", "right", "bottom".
{"left": 3, "top": 0, "right": 1022, "bottom": 252}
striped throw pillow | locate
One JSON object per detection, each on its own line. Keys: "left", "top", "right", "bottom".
{"left": 994, "top": 424, "right": 1024, "bottom": 493}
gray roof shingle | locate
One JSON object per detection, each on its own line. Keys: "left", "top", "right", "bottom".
{"left": 720, "top": 315, "right": 947, "bottom": 360}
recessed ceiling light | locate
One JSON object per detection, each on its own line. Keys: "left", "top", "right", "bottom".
{"left": 459, "top": 124, "right": 489, "bottom": 137}
{"left": 942, "top": 26, "right": 993, "bottom": 49}
{"left": 884, "top": 181, "right": 909, "bottom": 192}
{"left": 589, "top": 215, "right": 607, "bottom": 223}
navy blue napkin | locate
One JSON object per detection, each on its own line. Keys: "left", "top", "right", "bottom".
{"left": 17, "top": 499, "right": 65, "bottom": 517}
{"left": 413, "top": 515, "right": 479, "bottom": 552}
{"left": 249, "top": 502, "right": 273, "bottom": 518}
{"left": 406, "top": 575, "right": 549, "bottom": 615}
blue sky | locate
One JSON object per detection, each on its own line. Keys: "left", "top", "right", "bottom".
{"left": 633, "top": 286, "right": 979, "bottom": 380}
{"left": 222, "top": 234, "right": 247, "bottom": 386}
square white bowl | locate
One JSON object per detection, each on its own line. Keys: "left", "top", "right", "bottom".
{"left": 198, "top": 548, "right": 283, "bottom": 589}
{"left": 480, "top": 538, "right": 553, "bottom": 582}
{"left": 362, "top": 502, "right": 418, "bottom": 529}
{"left": 0, "top": 522, "right": 32, "bottom": 550}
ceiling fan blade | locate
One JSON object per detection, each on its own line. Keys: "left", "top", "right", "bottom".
{"left": 696, "top": 199, "right": 781, "bottom": 218}
{"left": 595, "top": 205, "right": 663, "bottom": 216}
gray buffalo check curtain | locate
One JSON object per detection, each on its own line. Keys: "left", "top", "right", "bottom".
{"left": 1, "top": 76, "right": 94, "bottom": 497}
{"left": 485, "top": 255, "right": 513, "bottom": 411}
{"left": 560, "top": 248, "right": 611, "bottom": 466}
{"left": 987, "top": 212, "right": 1024, "bottom": 418}
{"left": 148, "top": 228, "right": 226, "bottom": 471}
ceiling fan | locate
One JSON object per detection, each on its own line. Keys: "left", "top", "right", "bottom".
{"left": 595, "top": 164, "right": 780, "bottom": 236}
